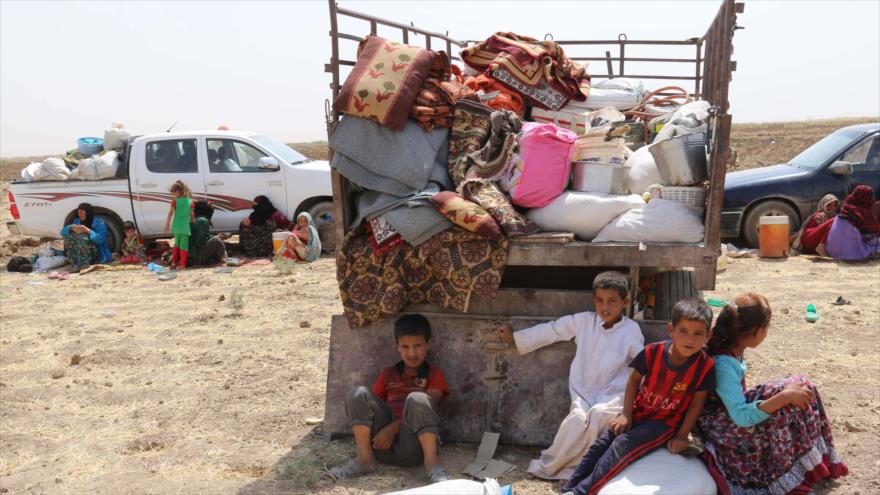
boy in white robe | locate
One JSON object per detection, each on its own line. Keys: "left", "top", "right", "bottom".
{"left": 497, "top": 271, "right": 644, "bottom": 480}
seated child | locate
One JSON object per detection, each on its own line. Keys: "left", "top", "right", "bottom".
{"left": 120, "top": 221, "right": 145, "bottom": 264}
{"left": 562, "top": 298, "right": 716, "bottom": 495}
{"left": 330, "top": 314, "right": 451, "bottom": 483}
{"left": 496, "top": 271, "right": 644, "bottom": 480}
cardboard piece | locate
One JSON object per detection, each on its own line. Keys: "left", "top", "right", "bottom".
{"left": 462, "top": 432, "right": 515, "bottom": 480}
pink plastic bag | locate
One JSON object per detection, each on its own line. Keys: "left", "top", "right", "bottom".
{"left": 503, "top": 122, "right": 576, "bottom": 208}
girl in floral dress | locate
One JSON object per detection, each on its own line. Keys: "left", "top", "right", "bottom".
{"left": 698, "top": 292, "right": 848, "bottom": 495}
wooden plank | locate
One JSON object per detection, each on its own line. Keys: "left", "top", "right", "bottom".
{"left": 507, "top": 242, "right": 715, "bottom": 267}
{"left": 324, "top": 314, "right": 669, "bottom": 446}
{"left": 407, "top": 288, "right": 593, "bottom": 318}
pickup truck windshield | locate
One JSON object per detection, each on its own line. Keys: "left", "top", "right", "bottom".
{"left": 252, "top": 135, "right": 309, "bottom": 164}
{"left": 789, "top": 129, "right": 860, "bottom": 170}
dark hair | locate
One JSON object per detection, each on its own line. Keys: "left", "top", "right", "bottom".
{"left": 707, "top": 292, "right": 772, "bottom": 355}
{"left": 123, "top": 221, "right": 136, "bottom": 231}
{"left": 592, "top": 271, "right": 628, "bottom": 299}
{"left": 394, "top": 314, "right": 431, "bottom": 343}
{"left": 77, "top": 202, "right": 95, "bottom": 228}
{"left": 194, "top": 200, "right": 214, "bottom": 221}
{"left": 671, "top": 298, "right": 713, "bottom": 330}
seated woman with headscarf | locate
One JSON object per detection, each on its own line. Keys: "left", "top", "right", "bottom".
{"left": 189, "top": 201, "right": 228, "bottom": 267}
{"left": 792, "top": 194, "right": 839, "bottom": 255}
{"left": 238, "top": 195, "right": 290, "bottom": 258}
{"left": 825, "top": 185, "right": 880, "bottom": 261}
{"left": 61, "top": 202, "right": 113, "bottom": 270}
{"left": 277, "top": 212, "right": 322, "bottom": 262}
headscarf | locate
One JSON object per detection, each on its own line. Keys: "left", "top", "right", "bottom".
{"left": 248, "top": 195, "right": 277, "bottom": 226}
{"left": 839, "top": 185, "right": 880, "bottom": 234}
{"left": 792, "top": 194, "right": 838, "bottom": 249}
{"left": 294, "top": 212, "right": 322, "bottom": 261}
{"left": 77, "top": 202, "right": 95, "bottom": 228}
{"left": 194, "top": 200, "right": 215, "bottom": 224}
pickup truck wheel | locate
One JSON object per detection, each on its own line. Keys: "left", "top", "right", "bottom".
{"left": 307, "top": 201, "right": 336, "bottom": 254}
{"left": 742, "top": 200, "right": 800, "bottom": 248}
{"left": 96, "top": 214, "right": 123, "bottom": 254}
{"left": 653, "top": 270, "right": 701, "bottom": 321}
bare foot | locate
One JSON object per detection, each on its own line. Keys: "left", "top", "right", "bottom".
{"left": 816, "top": 244, "right": 828, "bottom": 257}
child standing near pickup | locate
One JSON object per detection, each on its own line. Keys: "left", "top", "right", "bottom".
{"left": 496, "top": 271, "right": 644, "bottom": 480}
{"left": 163, "top": 180, "right": 195, "bottom": 269}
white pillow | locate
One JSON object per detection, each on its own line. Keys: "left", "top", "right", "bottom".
{"left": 527, "top": 191, "right": 645, "bottom": 241}
{"left": 593, "top": 198, "right": 705, "bottom": 243}
{"left": 599, "top": 449, "right": 717, "bottom": 495}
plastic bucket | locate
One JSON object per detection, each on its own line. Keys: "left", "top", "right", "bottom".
{"left": 272, "top": 231, "right": 290, "bottom": 253}
{"left": 758, "top": 216, "right": 789, "bottom": 258}
{"left": 77, "top": 137, "right": 104, "bottom": 156}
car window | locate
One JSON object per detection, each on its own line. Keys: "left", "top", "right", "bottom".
{"left": 789, "top": 129, "right": 859, "bottom": 170}
{"left": 843, "top": 136, "right": 879, "bottom": 168}
{"left": 207, "top": 139, "right": 271, "bottom": 173}
{"left": 145, "top": 139, "right": 198, "bottom": 173}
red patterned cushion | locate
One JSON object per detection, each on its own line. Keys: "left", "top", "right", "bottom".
{"left": 430, "top": 191, "right": 503, "bottom": 240}
{"left": 334, "top": 35, "right": 434, "bottom": 130}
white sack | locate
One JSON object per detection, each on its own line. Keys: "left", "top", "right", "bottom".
{"left": 103, "top": 127, "right": 130, "bottom": 150}
{"left": 387, "top": 479, "right": 501, "bottom": 495}
{"left": 34, "top": 243, "right": 67, "bottom": 272}
{"left": 70, "top": 158, "right": 98, "bottom": 180}
{"left": 653, "top": 101, "right": 712, "bottom": 143}
{"left": 527, "top": 191, "right": 645, "bottom": 241}
{"left": 594, "top": 198, "right": 705, "bottom": 243}
{"left": 21, "top": 162, "right": 43, "bottom": 181}
{"left": 41, "top": 157, "right": 70, "bottom": 180}
{"left": 598, "top": 449, "right": 716, "bottom": 495}
{"left": 94, "top": 151, "right": 119, "bottom": 179}
{"left": 626, "top": 145, "right": 663, "bottom": 196}
{"left": 584, "top": 78, "right": 644, "bottom": 111}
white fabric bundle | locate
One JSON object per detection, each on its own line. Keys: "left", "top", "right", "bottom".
{"left": 598, "top": 449, "right": 716, "bottom": 495}
{"left": 527, "top": 191, "right": 645, "bottom": 241}
{"left": 626, "top": 145, "right": 663, "bottom": 195}
{"left": 584, "top": 78, "right": 645, "bottom": 111}
{"left": 593, "top": 198, "right": 705, "bottom": 243}
{"left": 20, "top": 158, "right": 70, "bottom": 181}
{"left": 71, "top": 151, "right": 119, "bottom": 180}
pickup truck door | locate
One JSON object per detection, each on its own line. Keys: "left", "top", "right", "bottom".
{"left": 203, "top": 138, "right": 287, "bottom": 231}
{"left": 131, "top": 137, "right": 206, "bottom": 234}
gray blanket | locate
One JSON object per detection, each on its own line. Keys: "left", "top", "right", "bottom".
{"left": 330, "top": 116, "right": 449, "bottom": 196}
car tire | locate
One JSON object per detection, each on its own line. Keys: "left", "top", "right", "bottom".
{"left": 96, "top": 214, "right": 123, "bottom": 254}
{"left": 652, "top": 270, "right": 701, "bottom": 322}
{"left": 742, "top": 200, "right": 800, "bottom": 248}
{"left": 306, "top": 201, "right": 336, "bottom": 254}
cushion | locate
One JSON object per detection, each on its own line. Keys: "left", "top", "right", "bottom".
{"left": 598, "top": 449, "right": 716, "bottom": 495}
{"left": 430, "top": 191, "right": 503, "bottom": 240}
{"left": 527, "top": 191, "right": 645, "bottom": 241}
{"left": 333, "top": 35, "right": 435, "bottom": 130}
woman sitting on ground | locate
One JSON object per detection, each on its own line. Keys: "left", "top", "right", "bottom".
{"left": 791, "top": 194, "right": 838, "bottom": 255}
{"left": 824, "top": 184, "right": 880, "bottom": 261}
{"left": 61, "top": 202, "right": 112, "bottom": 270}
{"left": 277, "top": 212, "right": 322, "bottom": 262}
{"left": 189, "top": 201, "right": 227, "bottom": 267}
{"left": 238, "top": 195, "right": 289, "bottom": 258}
{"left": 698, "top": 292, "right": 848, "bottom": 495}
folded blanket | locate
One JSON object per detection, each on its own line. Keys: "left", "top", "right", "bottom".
{"left": 330, "top": 116, "right": 449, "bottom": 195}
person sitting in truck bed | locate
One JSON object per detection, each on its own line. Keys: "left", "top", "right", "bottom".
{"left": 496, "top": 271, "right": 644, "bottom": 481}
{"left": 61, "top": 202, "right": 112, "bottom": 271}
{"left": 329, "top": 314, "right": 451, "bottom": 484}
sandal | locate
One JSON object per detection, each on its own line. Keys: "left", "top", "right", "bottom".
{"left": 326, "top": 459, "right": 376, "bottom": 480}
{"left": 832, "top": 296, "right": 851, "bottom": 306}
{"left": 427, "top": 465, "right": 451, "bottom": 483}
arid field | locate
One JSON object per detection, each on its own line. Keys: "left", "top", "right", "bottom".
{"left": 1, "top": 118, "right": 878, "bottom": 495}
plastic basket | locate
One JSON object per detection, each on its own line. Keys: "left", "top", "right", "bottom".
{"left": 661, "top": 186, "right": 706, "bottom": 207}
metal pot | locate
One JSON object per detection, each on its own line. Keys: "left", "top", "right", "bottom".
{"left": 649, "top": 132, "right": 708, "bottom": 186}
{"left": 571, "top": 161, "right": 629, "bottom": 195}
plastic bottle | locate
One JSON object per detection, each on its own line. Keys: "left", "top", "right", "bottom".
{"left": 707, "top": 297, "right": 729, "bottom": 308}
{"left": 805, "top": 304, "right": 819, "bottom": 323}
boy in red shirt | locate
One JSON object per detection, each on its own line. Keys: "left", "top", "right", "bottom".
{"left": 563, "top": 298, "right": 716, "bottom": 495}
{"left": 330, "top": 314, "right": 451, "bottom": 483}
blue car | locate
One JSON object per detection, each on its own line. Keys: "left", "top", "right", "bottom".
{"left": 722, "top": 123, "right": 880, "bottom": 247}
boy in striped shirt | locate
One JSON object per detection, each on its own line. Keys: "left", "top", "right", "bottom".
{"left": 563, "top": 298, "right": 716, "bottom": 495}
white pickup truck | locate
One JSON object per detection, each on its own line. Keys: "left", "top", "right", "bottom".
{"left": 7, "top": 130, "right": 336, "bottom": 251}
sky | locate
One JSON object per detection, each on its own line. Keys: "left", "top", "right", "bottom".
{"left": 1, "top": 0, "right": 878, "bottom": 157}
